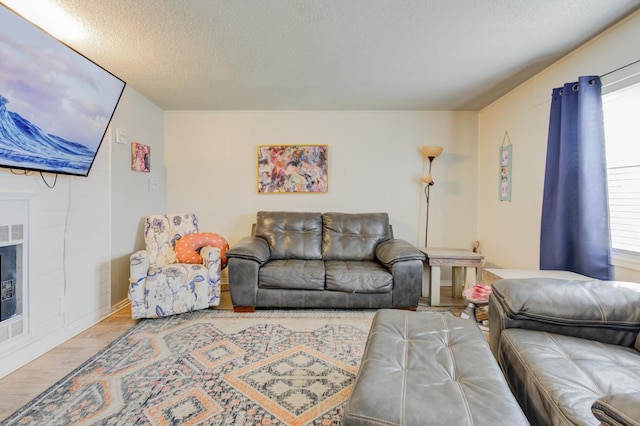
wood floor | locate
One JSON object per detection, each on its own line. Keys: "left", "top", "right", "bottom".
{"left": 0, "top": 304, "right": 138, "bottom": 421}
{"left": 0, "top": 287, "right": 465, "bottom": 421}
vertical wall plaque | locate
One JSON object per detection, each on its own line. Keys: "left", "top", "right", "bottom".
{"left": 499, "top": 132, "right": 512, "bottom": 201}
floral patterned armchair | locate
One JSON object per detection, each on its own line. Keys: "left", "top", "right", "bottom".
{"left": 129, "top": 213, "right": 221, "bottom": 319}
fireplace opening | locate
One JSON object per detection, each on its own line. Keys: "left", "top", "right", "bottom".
{"left": 0, "top": 245, "right": 17, "bottom": 322}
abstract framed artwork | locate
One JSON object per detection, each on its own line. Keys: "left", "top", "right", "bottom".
{"left": 257, "top": 145, "right": 328, "bottom": 193}
{"left": 131, "top": 142, "right": 150, "bottom": 172}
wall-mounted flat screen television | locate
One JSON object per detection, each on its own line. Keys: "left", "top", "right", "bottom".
{"left": 0, "top": 5, "right": 125, "bottom": 177}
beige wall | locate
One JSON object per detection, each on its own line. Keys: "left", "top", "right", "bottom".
{"left": 164, "top": 111, "right": 479, "bottom": 262}
{"left": 478, "top": 10, "right": 640, "bottom": 282}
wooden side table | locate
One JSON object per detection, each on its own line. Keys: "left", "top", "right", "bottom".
{"left": 421, "top": 248, "right": 484, "bottom": 307}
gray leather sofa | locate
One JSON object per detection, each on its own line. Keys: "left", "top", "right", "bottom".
{"left": 489, "top": 278, "right": 640, "bottom": 426}
{"left": 226, "top": 211, "right": 425, "bottom": 311}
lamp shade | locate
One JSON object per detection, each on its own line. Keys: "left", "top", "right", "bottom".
{"left": 421, "top": 173, "right": 433, "bottom": 185}
{"left": 421, "top": 145, "right": 443, "bottom": 160}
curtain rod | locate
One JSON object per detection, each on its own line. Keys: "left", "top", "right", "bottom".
{"left": 600, "top": 58, "right": 640, "bottom": 78}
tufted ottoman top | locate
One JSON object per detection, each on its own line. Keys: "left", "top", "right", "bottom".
{"left": 343, "top": 309, "right": 529, "bottom": 425}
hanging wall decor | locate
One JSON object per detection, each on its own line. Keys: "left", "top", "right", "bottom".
{"left": 257, "top": 145, "right": 328, "bottom": 193}
{"left": 131, "top": 142, "right": 150, "bottom": 172}
{"left": 499, "top": 132, "right": 512, "bottom": 201}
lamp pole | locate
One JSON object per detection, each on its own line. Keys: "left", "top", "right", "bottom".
{"left": 424, "top": 157, "right": 435, "bottom": 248}
{"left": 420, "top": 145, "right": 443, "bottom": 249}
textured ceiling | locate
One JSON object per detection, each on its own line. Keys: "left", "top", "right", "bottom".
{"left": 4, "top": 0, "right": 640, "bottom": 111}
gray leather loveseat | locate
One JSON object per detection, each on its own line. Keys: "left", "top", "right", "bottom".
{"left": 489, "top": 278, "right": 640, "bottom": 426}
{"left": 226, "top": 211, "right": 425, "bottom": 311}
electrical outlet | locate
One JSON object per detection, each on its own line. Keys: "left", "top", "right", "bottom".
{"left": 148, "top": 178, "right": 158, "bottom": 192}
{"left": 115, "top": 128, "right": 128, "bottom": 144}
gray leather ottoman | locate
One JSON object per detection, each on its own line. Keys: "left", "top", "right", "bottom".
{"left": 343, "top": 309, "right": 529, "bottom": 425}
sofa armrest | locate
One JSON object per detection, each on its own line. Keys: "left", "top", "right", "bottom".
{"left": 226, "top": 236, "right": 271, "bottom": 265}
{"left": 200, "top": 246, "right": 222, "bottom": 279}
{"left": 376, "top": 239, "right": 425, "bottom": 267}
{"left": 592, "top": 392, "right": 640, "bottom": 426}
{"left": 374, "top": 239, "right": 425, "bottom": 309}
{"left": 489, "top": 278, "right": 640, "bottom": 353}
{"left": 492, "top": 278, "right": 640, "bottom": 327}
{"left": 129, "top": 250, "right": 150, "bottom": 318}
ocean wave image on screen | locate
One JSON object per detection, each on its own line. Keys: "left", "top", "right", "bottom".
{"left": 0, "top": 94, "right": 95, "bottom": 175}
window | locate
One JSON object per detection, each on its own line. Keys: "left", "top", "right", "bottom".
{"left": 603, "top": 79, "right": 640, "bottom": 267}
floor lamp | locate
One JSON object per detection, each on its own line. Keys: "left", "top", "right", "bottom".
{"left": 421, "top": 145, "right": 443, "bottom": 248}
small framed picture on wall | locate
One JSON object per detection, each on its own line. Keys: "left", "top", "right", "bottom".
{"left": 131, "top": 142, "right": 150, "bottom": 172}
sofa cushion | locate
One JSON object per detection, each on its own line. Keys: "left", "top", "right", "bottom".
{"left": 325, "top": 261, "right": 392, "bottom": 293}
{"left": 322, "top": 212, "right": 390, "bottom": 261}
{"left": 258, "top": 259, "right": 325, "bottom": 290}
{"left": 255, "top": 211, "right": 323, "bottom": 260}
{"left": 498, "top": 328, "right": 640, "bottom": 426}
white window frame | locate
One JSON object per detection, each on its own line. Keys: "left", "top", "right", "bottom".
{"left": 602, "top": 63, "right": 640, "bottom": 271}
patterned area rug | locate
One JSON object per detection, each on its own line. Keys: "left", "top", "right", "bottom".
{"left": 4, "top": 309, "right": 452, "bottom": 426}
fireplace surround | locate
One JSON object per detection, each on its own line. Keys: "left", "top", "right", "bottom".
{"left": 0, "top": 196, "right": 28, "bottom": 346}
{"left": 0, "top": 244, "right": 18, "bottom": 321}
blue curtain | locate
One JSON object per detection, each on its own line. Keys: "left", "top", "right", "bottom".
{"left": 540, "top": 75, "right": 612, "bottom": 280}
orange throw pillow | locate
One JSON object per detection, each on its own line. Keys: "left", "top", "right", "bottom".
{"left": 175, "top": 232, "right": 229, "bottom": 268}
